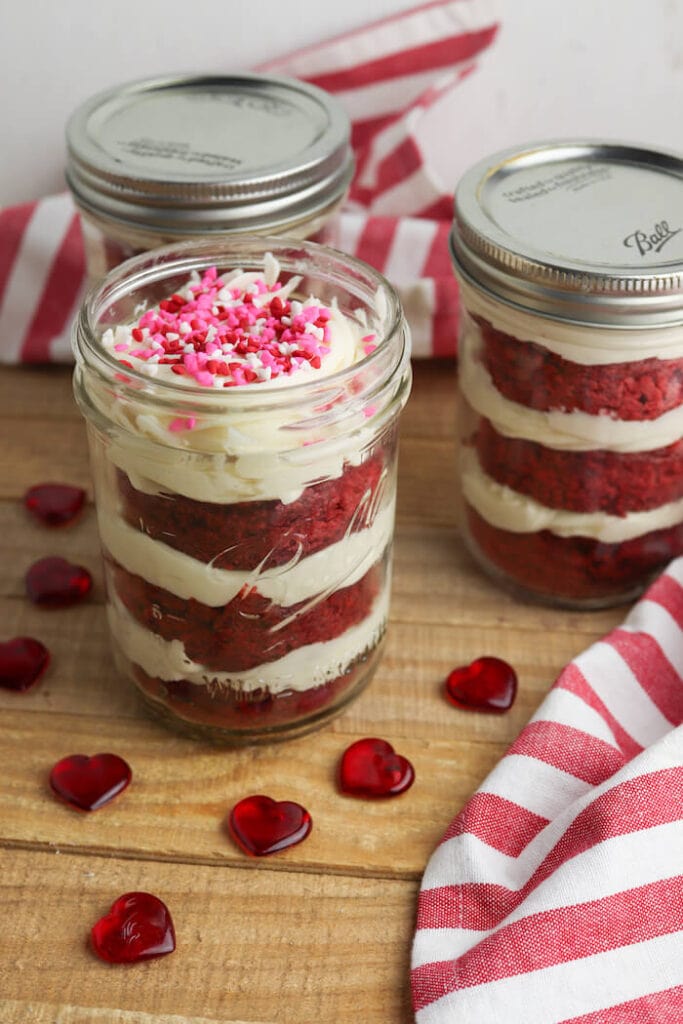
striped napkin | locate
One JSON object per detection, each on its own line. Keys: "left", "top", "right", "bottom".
{"left": 0, "top": 0, "right": 499, "bottom": 364}
{"left": 412, "top": 561, "right": 683, "bottom": 1022}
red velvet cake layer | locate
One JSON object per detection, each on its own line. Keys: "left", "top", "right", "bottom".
{"left": 118, "top": 449, "right": 387, "bottom": 572}
{"left": 472, "top": 418, "right": 683, "bottom": 515}
{"left": 466, "top": 504, "right": 683, "bottom": 601}
{"left": 109, "top": 558, "right": 382, "bottom": 672}
{"left": 132, "top": 646, "right": 381, "bottom": 732}
{"left": 474, "top": 315, "right": 683, "bottom": 421}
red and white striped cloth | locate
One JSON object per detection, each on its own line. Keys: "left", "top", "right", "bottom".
{"left": 412, "top": 562, "right": 683, "bottom": 1022}
{"left": 0, "top": 0, "right": 498, "bottom": 364}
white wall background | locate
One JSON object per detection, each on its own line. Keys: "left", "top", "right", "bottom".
{"left": 2, "top": 0, "right": 683, "bottom": 205}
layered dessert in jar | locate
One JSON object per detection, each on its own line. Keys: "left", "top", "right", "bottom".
{"left": 450, "top": 140, "right": 683, "bottom": 606}
{"left": 458, "top": 284, "right": 683, "bottom": 604}
{"left": 72, "top": 240, "right": 411, "bottom": 741}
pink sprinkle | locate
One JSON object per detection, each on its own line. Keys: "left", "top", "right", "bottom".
{"left": 363, "top": 343, "right": 377, "bottom": 356}
{"left": 114, "top": 343, "right": 129, "bottom": 352}
{"left": 168, "top": 416, "right": 197, "bottom": 432}
{"left": 111, "top": 265, "right": 339, "bottom": 389}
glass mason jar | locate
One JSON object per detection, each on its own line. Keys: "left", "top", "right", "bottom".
{"left": 451, "top": 139, "right": 683, "bottom": 608}
{"left": 72, "top": 237, "right": 412, "bottom": 743}
{"left": 66, "top": 74, "right": 354, "bottom": 280}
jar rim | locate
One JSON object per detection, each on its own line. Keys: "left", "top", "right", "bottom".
{"left": 72, "top": 235, "right": 410, "bottom": 415}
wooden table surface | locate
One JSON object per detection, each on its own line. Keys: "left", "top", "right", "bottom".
{"left": 0, "top": 360, "right": 624, "bottom": 1024}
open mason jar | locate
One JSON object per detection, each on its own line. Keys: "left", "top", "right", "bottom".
{"left": 66, "top": 74, "right": 354, "bottom": 280}
{"left": 452, "top": 139, "right": 683, "bottom": 608}
{"left": 72, "top": 237, "right": 411, "bottom": 743}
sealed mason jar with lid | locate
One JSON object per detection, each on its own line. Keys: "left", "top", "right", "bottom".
{"left": 451, "top": 139, "right": 683, "bottom": 607}
{"left": 66, "top": 74, "right": 354, "bottom": 280}
{"left": 72, "top": 237, "right": 411, "bottom": 743}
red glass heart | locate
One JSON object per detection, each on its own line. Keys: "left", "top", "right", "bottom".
{"left": 49, "top": 753, "right": 132, "bottom": 811}
{"left": 91, "top": 892, "right": 175, "bottom": 964}
{"left": 24, "top": 483, "right": 86, "bottom": 527}
{"left": 445, "top": 656, "right": 518, "bottom": 713}
{"left": 339, "top": 737, "right": 415, "bottom": 798}
{"left": 0, "top": 637, "right": 50, "bottom": 691}
{"left": 25, "top": 557, "right": 92, "bottom": 608}
{"left": 228, "top": 795, "right": 312, "bottom": 856}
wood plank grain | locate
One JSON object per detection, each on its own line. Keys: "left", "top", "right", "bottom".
{"left": 0, "top": 1002, "right": 262, "bottom": 1024}
{"left": 0, "top": 706, "right": 502, "bottom": 879}
{"left": 0, "top": 848, "right": 415, "bottom": 1024}
{"left": 0, "top": 419, "right": 91, "bottom": 497}
{"left": 0, "top": 366, "right": 80, "bottom": 421}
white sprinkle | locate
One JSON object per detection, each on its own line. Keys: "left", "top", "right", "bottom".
{"left": 143, "top": 363, "right": 159, "bottom": 376}
{"left": 263, "top": 251, "right": 280, "bottom": 288}
{"left": 281, "top": 316, "right": 292, "bottom": 326}
{"left": 305, "top": 323, "right": 324, "bottom": 340}
{"left": 256, "top": 365, "right": 272, "bottom": 381}
{"left": 166, "top": 333, "right": 179, "bottom": 342}
{"left": 221, "top": 343, "right": 234, "bottom": 353}
{"left": 179, "top": 322, "right": 192, "bottom": 334}
{"left": 290, "top": 300, "right": 303, "bottom": 317}
{"left": 206, "top": 325, "right": 217, "bottom": 342}
{"left": 183, "top": 343, "right": 195, "bottom": 354}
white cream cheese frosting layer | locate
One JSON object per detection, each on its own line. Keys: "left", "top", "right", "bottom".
{"left": 459, "top": 316, "right": 683, "bottom": 453}
{"left": 100, "top": 498, "right": 395, "bottom": 608}
{"left": 108, "top": 583, "right": 390, "bottom": 694}
{"left": 90, "top": 255, "right": 382, "bottom": 504}
{"left": 459, "top": 278, "right": 683, "bottom": 366}
{"left": 462, "top": 448, "right": 683, "bottom": 542}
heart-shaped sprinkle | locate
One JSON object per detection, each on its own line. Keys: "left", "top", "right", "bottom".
{"left": 339, "top": 737, "right": 415, "bottom": 798}
{"left": 91, "top": 892, "right": 176, "bottom": 964}
{"left": 25, "top": 556, "right": 92, "bottom": 608}
{"left": 0, "top": 637, "right": 50, "bottom": 692}
{"left": 445, "top": 656, "right": 518, "bottom": 713}
{"left": 228, "top": 795, "right": 312, "bottom": 857}
{"left": 49, "top": 753, "right": 132, "bottom": 811}
{"left": 24, "top": 483, "right": 86, "bottom": 527}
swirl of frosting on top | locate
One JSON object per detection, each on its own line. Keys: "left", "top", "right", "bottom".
{"left": 101, "top": 251, "right": 376, "bottom": 396}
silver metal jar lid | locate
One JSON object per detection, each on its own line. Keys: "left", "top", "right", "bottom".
{"left": 450, "top": 139, "right": 683, "bottom": 326}
{"left": 66, "top": 73, "right": 354, "bottom": 235}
